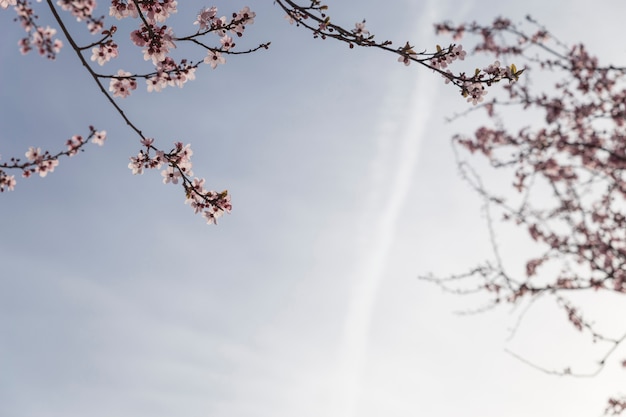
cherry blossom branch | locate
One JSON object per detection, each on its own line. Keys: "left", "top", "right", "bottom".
{"left": 1, "top": 1, "right": 273, "bottom": 223}
{"left": 0, "top": 127, "right": 105, "bottom": 192}
{"left": 45, "top": 0, "right": 239, "bottom": 223}
{"left": 274, "top": 0, "right": 524, "bottom": 103}
{"left": 420, "top": 15, "right": 626, "bottom": 414}
{"left": 45, "top": 0, "right": 141, "bottom": 137}
{"left": 1, "top": 1, "right": 526, "bottom": 224}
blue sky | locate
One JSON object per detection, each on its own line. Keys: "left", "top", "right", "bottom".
{"left": 1, "top": 1, "right": 626, "bottom": 416}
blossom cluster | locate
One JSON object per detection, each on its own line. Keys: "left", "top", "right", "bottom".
{"left": 109, "top": 69, "right": 137, "bottom": 98}
{"left": 56, "top": 0, "right": 104, "bottom": 33}
{"left": 275, "top": 0, "right": 522, "bottom": 105}
{"left": 0, "top": 1, "right": 265, "bottom": 224}
{"left": 146, "top": 58, "right": 196, "bottom": 92}
{"left": 8, "top": 0, "right": 63, "bottom": 59}
{"left": 0, "top": 0, "right": 17, "bottom": 9}
{"left": 99, "top": 4, "right": 259, "bottom": 97}
{"left": 1, "top": 1, "right": 523, "bottom": 229}
{"left": 6, "top": 1, "right": 260, "bottom": 96}
{"left": 430, "top": 44, "right": 466, "bottom": 69}
{"left": 90, "top": 39, "right": 118, "bottom": 65}
{"left": 128, "top": 139, "right": 231, "bottom": 224}
{"left": 421, "top": 15, "right": 626, "bottom": 414}
{"left": 0, "top": 127, "right": 106, "bottom": 192}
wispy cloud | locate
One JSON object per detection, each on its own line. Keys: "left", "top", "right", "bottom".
{"left": 330, "top": 1, "right": 440, "bottom": 415}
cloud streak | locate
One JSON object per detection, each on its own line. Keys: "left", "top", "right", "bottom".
{"left": 330, "top": 1, "right": 440, "bottom": 415}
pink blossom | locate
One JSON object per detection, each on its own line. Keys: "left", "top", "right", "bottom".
{"left": 161, "top": 166, "right": 181, "bottom": 184}
{"left": 146, "top": 73, "right": 168, "bottom": 92}
{"left": 90, "top": 41, "right": 118, "bottom": 66}
{"left": 36, "top": 158, "right": 59, "bottom": 177}
{"left": 128, "top": 154, "right": 145, "bottom": 175}
{"left": 451, "top": 44, "right": 466, "bottom": 60}
{"left": 109, "top": 0, "right": 138, "bottom": 19}
{"left": 236, "top": 7, "right": 255, "bottom": 25}
{"left": 231, "top": 6, "right": 255, "bottom": 36}
{"left": 134, "top": 24, "right": 175, "bottom": 64}
{"left": 465, "top": 82, "right": 487, "bottom": 105}
{"left": 194, "top": 6, "right": 217, "bottom": 31}
{"left": 220, "top": 35, "right": 234, "bottom": 51}
{"left": 204, "top": 50, "right": 225, "bottom": 69}
{"left": 352, "top": 20, "right": 369, "bottom": 38}
{"left": 66, "top": 135, "right": 84, "bottom": 156}
{"left": 284, "top": 11, "right": 302, "bottom": 25}
{"left": 109, "top": 70, "right": 137, "bottom": 98}
{"left": 177, "top": 161, "right": 193, "bottom": 177}
{"left": 140, "top": 0, "right": 178, "bottom": 23}
{"left": 25, "top": 146, "right": 42, "bottom": 162}
{"left": 151, "top": 150, "right": 165, "bottom": 169}
{"left": 56, "top": 0, "right": 96, "bottom": 22}
{"left": 92, "top": 130, "right": 106, "bottom": 146}
{"left": 130, "top": 29, "right": 147, "bottom": 47}
{"left": 0, "top": 0, "right": 16, "bottom": 9}
{"left": 0, "top": 173, "right": 16, "bottom": 192}
{"left": 398, "top": 54, "right": 417, "bottom": 66}
{"left": 141, "top": 138, "right": 154, "bottom": 147}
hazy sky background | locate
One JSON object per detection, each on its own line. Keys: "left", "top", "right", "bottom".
{"left": 1, "top": 1, "right": 626, "bottom": 417}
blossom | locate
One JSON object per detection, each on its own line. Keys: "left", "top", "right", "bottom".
{"left": 136, "top": 24, "right": 175, "bottom": 64}
{"left": 109, "top": 70, "right": 137, "bottom": 98}
{"left": 179, "top": 143, "right": 193, "bottom": 160}
{"left": 66, "top": 134, "right": 84, "bottom": 156}
{"left": 146, "top": 73, "right": 168, "bottom": 92}
{"left": 202, "top": 208, "right": 221, "bottom": 225}
{"left": 128, "top": 154, "right": 145, "bottom": 175}
{"left": 150, "top": 150, "right": 165, "bottom": 169}
{"left": 284, "top": 11, "right": 302, "bottom": 24}
{"left": 140, "top": 0, "right": 177, "bottom": 23}
{"left": 109, "top": 0, "right": 138, "bottom": 19}
{"left": 140, "top": 138, "right": 154, "bottom": 147}
{"left": 90, "top": 41, "right": 118, "bottom": 66}
{"left": 0, "top": 0, "right": 16, "bottom": 9}
{"left": 161, "top": 166, "right": 181, "bottom": 184}
{"left": 430, "top": 55, "right": 449, "bottom": 69}
{"left": 398, "top": 54, "right": 417, "bottom": 66}
{"left": 87, "top": 19, "right": 103, "bottom": 34}
{"left": 177, "top": 160, "right": 193, "bottom": 177}
{"left": 130, "top": 29, "right": 148, "bottom": 47}
{"left": 200, "top": 191, "right": 231, "bottom": 225}
{"left": 236, "top": 7, "right": 255, "bottom": 25}
{"left": 194, "top": 6, "right": 217, "bottom": 31}
{"left": 451, "top": 44, "right": 466, "bottom": 60}
{"left": 92, "top": 130, "right": 106, "bottom": 146}
{"left": 28, "top": 26, "right": 63, "bottom": 59}
{"left": 25, "top": 146, "right": 42, "bottom": 162}
{"left": 352, "top": 20, "right": 369, "bottom": 38}
{"left": 231, "top": 6, "right": 255, "bottom": 36}
{"left": 220, "top": 35, "right": 234, "bottom": 51}
{"left": 0, "top": 172, "right": 16, "bottom": 192}
{"left": 56, "top": 0, "right": 96, "bottom": 22}
{"left": 483, "top": 60, "right": 502, "bottom": 75}
{"left": 35, "top": 158, "right": 59, "bottom": 177}
{"left": 465, "top": 82, "right": 487, "bottom": 105}
{"left": 204, "top": 50, "right": 225, "bottom": 69}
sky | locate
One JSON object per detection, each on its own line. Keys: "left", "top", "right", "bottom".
{"left": 1, "top": 1, "right": 626, "bottom": 417}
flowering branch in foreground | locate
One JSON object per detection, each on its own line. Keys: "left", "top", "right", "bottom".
{"left": 0, "top": 126, "right": 105, "bottom": 192}
{"left": 1, "top": 0, "right": 266, "bottom": 223}
{"left": 274, "top": 0, "right": 524, "bottom": 103}
{"left": 1, "top": 0, "right": 520, "bottom": 224}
